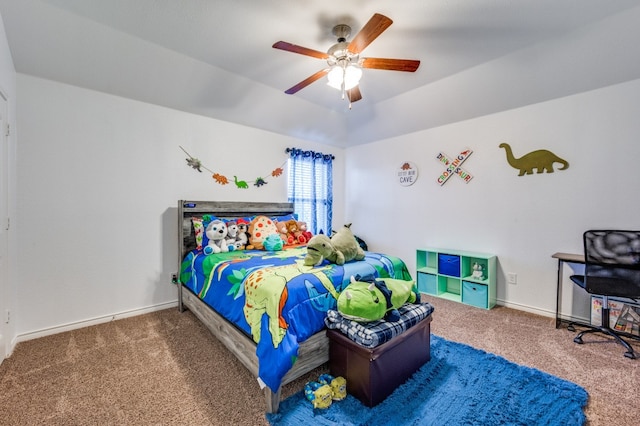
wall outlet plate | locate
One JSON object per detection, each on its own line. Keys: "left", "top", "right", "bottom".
{"left": 507, "top": 273, "right": 517, "bottom": 284}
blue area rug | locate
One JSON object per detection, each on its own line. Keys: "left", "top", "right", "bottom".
{"left": 266, "top": 335, "right": 588, "bottom": 425}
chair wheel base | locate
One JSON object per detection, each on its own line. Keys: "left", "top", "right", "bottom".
{"left": 567, "top": 325, "right": 576, "bottom": 332}
{"left": 573, "top": 336, "right": 584, "bottom": 344}
{"left": 624, "top": 351, "right": 636, "bottom": 359}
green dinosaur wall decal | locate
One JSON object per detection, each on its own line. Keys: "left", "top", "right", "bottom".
{"left": 499, "top": 143, "right": 569, "bottom": 176}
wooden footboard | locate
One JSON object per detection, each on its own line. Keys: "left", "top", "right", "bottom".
{"left": 180, "top": 286, "right": 329, "bottom": 413}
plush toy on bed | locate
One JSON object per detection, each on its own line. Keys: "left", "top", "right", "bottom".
{"left": 296, "top": 221, "right": 313, "bottom": 243}
{"left": 235, "top": 218, "right": 249, "bottom": 250}
{"left": 225, "top": 220, "right": 238, "bottom": 251}
{"left": 203, "top": 219, "right": 229, "bottom": 255}
{"left": 337, "top": 275, "right": 419, "bottom": 322}
{"left": 263, "top": 234, "right": 284, "bottom": 251}
{"left": 304, "top": 224, "right": 365, "bottom": 266}
{"left": 247, "top": 215, "right": 279, "bottom": 250}
{"left": 283, "top": 219, "right": 306, "bottom": 244}
{"left": 275, "top": 220, "right": 293, "bottom": 245}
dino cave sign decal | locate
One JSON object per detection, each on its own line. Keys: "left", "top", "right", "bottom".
{"left": 499, "top": 143, "right": 569, "bottom": 176}
{"left": 436, "top": 149, "right": 474, "bottom": 185}
{"left": 397, "top": 161, "right": 419, "bottom": 186}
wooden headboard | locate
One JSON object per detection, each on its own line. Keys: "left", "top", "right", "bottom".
{"left": 178, "top": 200, "right": 295, "bottom": 263}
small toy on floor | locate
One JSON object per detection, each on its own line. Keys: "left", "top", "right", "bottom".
{"left": 304, "top": 381, "right": 333, "bottom": 409}
{"left": 318, "top": 374, "right": 347, "bottom": 401}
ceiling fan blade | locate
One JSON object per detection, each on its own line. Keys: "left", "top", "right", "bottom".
{"left": 361, "top": 57, "right": 420, "bottom": 72}
{"left": 284, "top": 69, "right": 330, "bottom": 95}
{"left": 347, "top": 85, "right": 362, "bottom": 103}
{"left": 348, "top": 13, "right": 393, "bottom": 54}
{"left": 272, "top": 41, "right": 329, "bottom": 60}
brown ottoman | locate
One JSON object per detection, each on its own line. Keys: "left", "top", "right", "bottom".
{"left": 327, "top": 314, "right": 432, "bottom": 407}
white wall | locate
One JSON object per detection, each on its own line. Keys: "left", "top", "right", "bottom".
{"left": 345, "top": 78, "right": 640, "bottom": 317}
{"left": 14, "top": 75, "right": 344, "bottom": 340}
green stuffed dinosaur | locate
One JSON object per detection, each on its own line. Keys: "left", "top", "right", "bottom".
{"left": 304, "top": 224, "right": 365, "bottom": 266}
{"left": 337, "top": 275, "right": 419, "bottom": 322}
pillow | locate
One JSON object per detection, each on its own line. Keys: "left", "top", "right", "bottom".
{"left": 191, "top": 217, "right": 205, "bottom": 250}
{"left": 191, "top": 215, "right": 220, "bottom": 250}
{"left": 272, "top": 213, "right": 298, "bottom": 222}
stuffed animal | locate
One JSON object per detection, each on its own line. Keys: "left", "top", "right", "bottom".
{"left": 263, "top": 234, "right": 284, "bottom": 251}
{"left": 247, "top": 215, "right": 279, "bottom": 250}
{"left": 275, "top": 220, "right": 293, "bottom": 245}
{"left": 337, "top": 275, "right": 419, "bottom": 322}
{"left": 472, "top": 262, "right": 485, "bottom": 280}
{"left": 304, "top": 224, "right": 365, "bottom": 266}
{"left": 225, "top": 220, "right": 238, "bottom": 251}
{"left": 285, "top": 219, "right": 306, "bottom": 244}
{"left": 203, "top": 219, "right": 229, "bottom": 255}
{"left": 296, "top": 221, "right": 312, "bottom": 243}
{"left": 235, "top": 218, "right": 249, "bottom": 250}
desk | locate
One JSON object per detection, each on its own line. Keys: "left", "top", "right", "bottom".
{"left": 552, "top": 252, "right": 585, "bottom": 328}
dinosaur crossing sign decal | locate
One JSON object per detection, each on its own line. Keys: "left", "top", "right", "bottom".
{"left": 436, "top": 149, "right": 474, "bottom": 185}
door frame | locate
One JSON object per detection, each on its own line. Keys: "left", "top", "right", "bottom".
{"left": 0, "top": 88, "right": 10, "bottom": 363}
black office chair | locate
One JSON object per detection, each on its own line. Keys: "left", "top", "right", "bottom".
{"left": 569, "top": 230, "right": 640, "bottom": 359}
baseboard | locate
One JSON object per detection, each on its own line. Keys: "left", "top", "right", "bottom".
{"left": 13, "top": 301, "right": 178, "bottom": 345}
{"left": 496, "top": 298, "right": 554, "bottom": 317}
{"left": 496, "top": 298, "right": 590, "bottom": 324}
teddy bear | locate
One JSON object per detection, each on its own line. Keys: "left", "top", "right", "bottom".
{"left": 225, "top": 220, "right": 238, "bottom": 251}
{"left": 296, "top": 221, "right": 313, "bottom": 243}
{"left": 203, "top": 219, "right": 229, "bottom": 254}
{"left": 285, "top": 219, "right": 306, "bottom": 244}
{"left": 275, "top": 220, "right": 293, "bottom": 245}
{"left": 304, "top": 224, "right": 365, "bottom": 266}
{"left": 235, "top": 218, "right": 249, "bottom": 250}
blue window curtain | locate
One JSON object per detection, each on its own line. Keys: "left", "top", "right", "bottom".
{"left": 286, "top": 148, "right": 334, "bottom": 236}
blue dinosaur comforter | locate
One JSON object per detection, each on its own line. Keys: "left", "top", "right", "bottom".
{"left": 180, "top": 246, "right": 412, "bottom": 392}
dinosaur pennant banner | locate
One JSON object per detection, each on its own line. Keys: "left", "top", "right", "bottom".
{"left": 180, "top": 146, "right": 285, "bottom": 189}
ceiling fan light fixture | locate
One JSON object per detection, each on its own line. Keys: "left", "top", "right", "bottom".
{"left": 327, "top": 64, "right": 362, "bottom": 91}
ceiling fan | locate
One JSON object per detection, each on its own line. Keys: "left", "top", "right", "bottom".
{"left": 272, "top": 13, "right": 420, "bottom": 107}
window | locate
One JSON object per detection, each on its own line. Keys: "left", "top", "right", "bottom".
{"left": 287, "top": 148, "right": 334, "bottom": 235}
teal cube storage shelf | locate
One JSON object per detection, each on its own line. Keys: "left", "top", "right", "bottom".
{"left": 417, "top": 248, "right": 497, "bottom": 309}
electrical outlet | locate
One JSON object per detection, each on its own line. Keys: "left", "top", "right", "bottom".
{"left": 507, "top": 273, "right": 517, "bottom": 285}
{"left": 171, "top": 273, "right": 178, "bottom": 284}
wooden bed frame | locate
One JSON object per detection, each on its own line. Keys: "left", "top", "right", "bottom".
{"left": 177, "top": 200, "right": 329, "bottom": 413}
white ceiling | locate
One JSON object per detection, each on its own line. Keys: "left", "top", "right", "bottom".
{"left": 1, "top": 0, "right": 639, "bottom": 147}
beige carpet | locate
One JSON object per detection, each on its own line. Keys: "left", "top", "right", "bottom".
{"left": 1, "top": 296, "right": 639, "bottom": 425}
